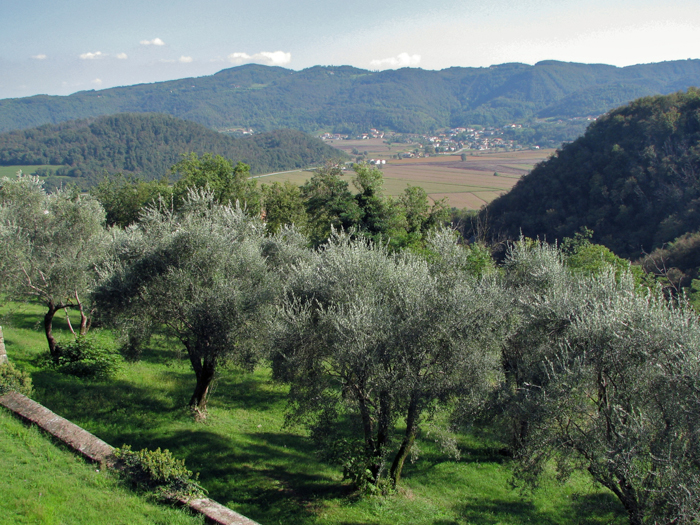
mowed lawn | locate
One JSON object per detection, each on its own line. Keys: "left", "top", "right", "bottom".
{"left": 252, "top": 150, "right": 554, "bottom": 210}
{"left": 0, "top": 301, "right": 626, "bottom": 525}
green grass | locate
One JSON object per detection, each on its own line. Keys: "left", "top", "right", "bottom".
{"left": 1, "top": 301, "right": 627, "bottom": 525}
{"left": 0, "top": 408, "right": 203, "bottom": 525}
{"left": 0, "top": 165, "right": 59, "bottom": 178}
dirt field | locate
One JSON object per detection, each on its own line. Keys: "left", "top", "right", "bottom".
{"left": 255, "top": 149, "right": 555, "bottom": 210}
{"left": 327, "top": 137, "right": 417, "bottom": 159}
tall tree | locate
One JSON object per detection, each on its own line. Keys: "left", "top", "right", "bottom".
{"left": 172, "top": 153, "right": 261, "bottom": 214}
{"left": 261, "top": 180, "right": 308, "bottom": 235}
{"left": 91, "top": 175, "right": 172, "bottom": 228}
{"left": 300, "top": 164, "right": 361, "bottom": 245}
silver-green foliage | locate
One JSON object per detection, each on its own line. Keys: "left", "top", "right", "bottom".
{"left": 0, "top": 174, "right": 108, "bottom": 356}
{"left": 94, "top": 190, "right": 286, "bottom": 411}
{"left": 273, "top": 231, "right": 511, "bottom": 489}
{"left": 502, "top": 240, "right": 700, "bottom": 525}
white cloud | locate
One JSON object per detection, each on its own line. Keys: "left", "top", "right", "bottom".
{"left": 80, "top": 51, "right": 106, "bottom": 60}
{"left": 31, "top": 54, "right": 47, "bottom": 60}
{"left": 140, "top": 38, "right": 165, "bottom": 46}
{"left": 370, "top": 52, "right": 421, "bottom": 69}
{"left": 227, "top": 51, "right": 291, "bottom": 66}
{"left": 116, "top": 52, "right": 128, "bottom": 60}
{"left": 92, "top": 78, "right": 103, "bottom": 86}
{"left": 179, "top": 56, "right": 193, "bottom": 63}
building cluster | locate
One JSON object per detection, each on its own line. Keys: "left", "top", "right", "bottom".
{"left": 320, "top": 123, "right": 550, "bottom": 155}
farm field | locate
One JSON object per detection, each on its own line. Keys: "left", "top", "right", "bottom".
{"left": 379, "top": 151, "right": 554, "bottom": 208}
{"left": 255, "top": 149, "right": 555, "bottom": 209}
{"left": 0, "top": 165, "right": 58, "bottom": 178}
{"left": 1, "top": 301, "right": 626, "bottom": 525}
{"left": 324, "top": 137, "right": 416, "bottom": 159}
{"left": 0, "top": 150, "right": 552, "bottom": 211}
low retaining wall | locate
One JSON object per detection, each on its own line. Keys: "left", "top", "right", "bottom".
{"left": 0, "top": 391, "right": 260, "bottom": 525}
{"left": 0, "top": 326, "right": 8, "bottom": 365}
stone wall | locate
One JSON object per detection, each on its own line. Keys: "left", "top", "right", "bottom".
{"left": 0, "top": 326, "right": 8, "bottom": 365}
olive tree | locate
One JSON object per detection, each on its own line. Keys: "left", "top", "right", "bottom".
{"left": 93, "top": 191, "right": 287, "bottom": 413}
{"left": 476, "top": 239, "right": 583, "bottom": 452}
{"left": 0, "top": 175, "right": 107, "bottom": 356}
{"left": 273, "top": 231, "right": 511, "bottom": 489}
{"left": 500, "top": 245, "right": 700, "bottom": 524}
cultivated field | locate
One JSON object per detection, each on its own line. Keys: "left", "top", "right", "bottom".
{"left": 0, "top": 165, "right": 57, "bottom": 178}
{"left": 327, "top": 137, "right": 418, "bottom": 159}
{"left": 0, "top": 150, "right": 553, "bottom": 210}
{"left": 255, "top": 149, "right": 555, "bottom": 209}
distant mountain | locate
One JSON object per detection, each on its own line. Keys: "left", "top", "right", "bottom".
{"left": 0, "top": 113, "right": 345, "bottom": 187}
{"left": 1, "top": 60, "right": 699, "bottom": 135}
{"left": 484, "top": 88, "right": 700, "bottom": 259}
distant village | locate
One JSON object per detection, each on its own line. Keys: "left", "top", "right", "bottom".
{"left": 320, "top": 125, "right": 534, "bottom": 156}
{"left": 320, "top": 117, "right": 598, "bottom": 156}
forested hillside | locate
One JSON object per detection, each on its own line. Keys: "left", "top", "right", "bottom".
{"left": 0, "top": 113, "right": 345, "bottom": 186}
{"left": 1, "top": 60, "right": 699, "bottom": 135}
{"left": 484, "top": 88, "right": 700, "bottom": 259}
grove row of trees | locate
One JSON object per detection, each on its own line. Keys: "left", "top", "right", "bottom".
{"left": 2, "top": 170, "right": 700, "bottom": 524}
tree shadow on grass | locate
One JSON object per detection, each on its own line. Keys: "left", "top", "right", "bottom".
{"left": 30, "top": 369, "right": 186, "bottom": 442}
{"left": 456, "top": 493, "right": 625, "bottom": 525}
{"left": 2, "top": 310, "right": 43, "bottom": 332}
{"left": 209, "top": 374, "right": 288, "bottom": 413}
{"left": 570, "top": 491, "right": 626, "bottom": 524}
{"left": 146, "top": 427, "right": 349, "bottom": 524}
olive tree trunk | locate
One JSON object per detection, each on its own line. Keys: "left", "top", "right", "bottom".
{"left": 44, "top": 302, "right": 60, "bottom": 358}
{"left": 188, "top": 354, "right": 217, "bottom": 412}
{"left": 390, "top": 397, "right": 420, "bottom": 486}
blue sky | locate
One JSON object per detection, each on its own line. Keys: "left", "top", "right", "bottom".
{"left": 1, "top": 0, "right": 698, "bottom": 99}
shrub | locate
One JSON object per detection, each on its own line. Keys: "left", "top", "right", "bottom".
{"left": 0, "top": 361, "right": 33, "bottom": 396}
{"left": 112, "top": 445, "right": 205, "bottom": 501}
{"left": 45, "top": 335, "right": 122, "bottom": 379}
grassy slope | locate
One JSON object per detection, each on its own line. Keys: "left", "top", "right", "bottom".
{"left": 1, "top": 301, "right": 626, "bottom": 525}
{"left": 0, "top": 409, "right": 203, "bottom": 525}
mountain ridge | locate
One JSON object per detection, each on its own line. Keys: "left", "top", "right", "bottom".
{"left": 2, "top": 60, "right": 699, "bottom": 135}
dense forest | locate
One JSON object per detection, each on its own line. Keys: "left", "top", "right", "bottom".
{"left": 484, "top": 88, "right": 700, "bottom": 260}
{"left": 1, "top": 60, "right": 699, "bottom": 137}
{"left": 0, "top": 113, "right": 345, "bottom": 186}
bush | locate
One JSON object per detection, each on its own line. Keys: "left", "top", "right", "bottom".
{"left": 46, "top": 335, "right": 122, "bottom": 379}
{"left": 0, "top": 362, "right": 33, "bottom": 396}
{"left": 112, "top": 445, "right": 205, "bottom": 501}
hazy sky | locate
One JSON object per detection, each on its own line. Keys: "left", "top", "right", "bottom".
{"left": 1, "top": 0, "right": 698, "bottom": 99}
